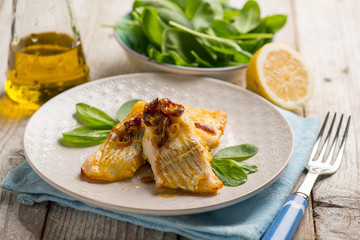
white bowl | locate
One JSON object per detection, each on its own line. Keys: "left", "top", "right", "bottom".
{"left": 114, "top": 28, "right": 248, "bottom": 86}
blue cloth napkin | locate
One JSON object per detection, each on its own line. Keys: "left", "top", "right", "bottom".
{"left": 1, "top": 108, "right": 320, "bottom": 240}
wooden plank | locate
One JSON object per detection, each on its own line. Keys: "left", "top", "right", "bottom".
{"left": 73, "top": 0, "right": 138, "bottom": 81}
{"left": 0, "top": 119, "right": 48, "bottom": 239}
{"left": 0, "top": 0, "right": 11, "bottom": 91}
{"left": 314, "top": 204, "right": 360, "bottom": 239}
{"left": 0, "top": 1, "right": 49, "bottom": 239}
{"left": 42, "top": 203, "right": 177, "bottom": 240}
{"left": 296, "top": 0, "right": 360, "bottom": 239}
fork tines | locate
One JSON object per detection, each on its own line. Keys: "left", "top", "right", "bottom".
{"left": 310, "top": 112, "right": 351, "bottom": 166}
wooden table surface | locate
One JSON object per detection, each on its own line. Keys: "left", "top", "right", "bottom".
{"left": 1, "top": 0, "right": 359, "bottom": 239}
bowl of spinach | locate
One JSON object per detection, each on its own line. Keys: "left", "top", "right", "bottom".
{"left": 113, "top": 0, "right": 286, "bottom": 82}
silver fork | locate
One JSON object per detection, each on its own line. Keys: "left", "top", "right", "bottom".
{"left": 262, "top": 112, "right": 351, "bottom": 240}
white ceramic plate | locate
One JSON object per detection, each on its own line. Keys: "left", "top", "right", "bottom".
{"left": 24, "top": 73, "right": 294, "bottom": 216}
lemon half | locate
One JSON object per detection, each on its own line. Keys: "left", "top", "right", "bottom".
{"left": 246, "top": 43, "right": 314, "bottom": 110}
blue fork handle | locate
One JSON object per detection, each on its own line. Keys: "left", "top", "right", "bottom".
{"left": 262, "top": 194, "right": 308, "bottom": 240}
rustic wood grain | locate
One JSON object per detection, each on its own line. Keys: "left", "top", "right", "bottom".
{"left": 42, "top": 203, "right": 178, "bottom": 240}
{"left": 0, "top": 0, "right": 11, "bottom": 92}
{"left": 0, "top": 119, "right": 48, "bottom": 239}
{"left": 295, "top": 0, "right": 360, "bottom": 239}
{"left": 74, "top": 0, "right": 138, "bottom": 81}
{"left": 0, "top": 1, "right": 49, "bottom": 239}
{"left": 314, "top": 204, "right": 360, "bottom": 240}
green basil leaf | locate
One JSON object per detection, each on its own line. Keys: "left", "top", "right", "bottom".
{"left": 62, "top": 125, "right": 112, "bottom": 145}
{"left": 116, "top": 99, "right": 143, "bottom": 122}
{"left": 234, "top": 0, "right": 261, "bottom": 33}
{"left": 213, "top": 144, "right": 259, "bottom": 161}
{"left": 75, "top": 103, "right": 117, "bottom": 127}
{"left": 211, "top": 159, "right": 248, "bottom": 186}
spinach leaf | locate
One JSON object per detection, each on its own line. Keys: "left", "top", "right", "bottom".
{"left": 169, "top": 21, "right": 252, "bottom": 58}
{"left": 116, "top": 99, "right": 143, "bottom": 122}
{"left": 162, "top": 28, "right": 212, "bottom": 64}
{"left": 133, "top": 7, "right": 165, "bottom": 49}
{"left": 203, "top": 0, "right": 224, "bottom": 20}
{"left": 211, "top": 159, "right": 248, "bottom": 186}
{"left": 114, "top": 0, "right": 287, "bottom": 68}
{"left": 133, "top": 0, "right": 193, "bottom": 28}
{"left": 62, "top": 125, "right": 112, "bottom": 145}
{"left": 213, "top": 144, "right": 259, "bottom": 161}
{"left": 167, "top": 0, "right": 186, "bottom": 10}
{"left": 211, "top": 144, "right": 259, "bottom": 187}
{"left": 235, "top": 161, "right": 258, "bottom": 174}
{"left": 235, "top": 33, "right": 273, "bottom": 40}
{"left": 262, "top": 14, "right": 287, "bottom": 34}
{"left": 191, "top": 50, "right": 214, "bottom": 67}
{"left": 251, "top": 15, "right": 287, "bottom": 35}
{"left": 233, "top": 52, "right": 251, "bottom": 64}
{"left": 185, "top": 0, "right": 223, "bottom": 20}
{"left": 148, "top": 45, "right": 177, "bottom": 64}
{"left": 239, "top": 38, "right": 265, "bottom": 53}
{"left": 168, "top": 51, "right": 196, "bottom": 66}
{"left": 192, "top": 2, "right": 214, "bottom": 30}
{"left": 223, "top": 8, "right": 241, "bottom": 22}
{"left": 234, "top": 0, "right": 261, "bottom": 34}
{"left": 211, "top": 19, "right": 239, "bottom": 39}
{"left": 184, "top": 0, "right": 202, "bottom": 19}
{"left": 113, "top": 13, "right": 149, "bottom": 54}
{"left": 200, "top": 38, "right": 244, "bottom": 55}
{"left": 75, "top": 103, "right": 117, "bottom": 127}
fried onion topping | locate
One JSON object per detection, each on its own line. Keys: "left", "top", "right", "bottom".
{"left": 116, "top": 114, "right": 144, "bottom": 148}
{"left": 143, "top": 98, "right": 184, "bottom": 147}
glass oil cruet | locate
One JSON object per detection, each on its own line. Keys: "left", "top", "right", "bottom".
{"left": 5, "top": 0, "right": 90, "bottom": 111}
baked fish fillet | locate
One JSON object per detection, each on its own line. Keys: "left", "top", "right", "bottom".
{"left": 186, "top": 106, "right": 227, "bottom": 149}
{"left": 81, "top": 101, "right": 147, "bottom": 181}
{"left": 142, "top": 98, "right": 223, "bottom": 194}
